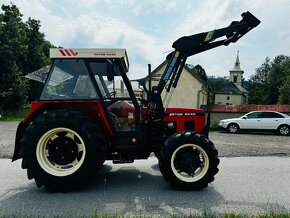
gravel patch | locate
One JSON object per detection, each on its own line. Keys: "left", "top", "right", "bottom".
{"left": 210, "top": 131, "right": 290, "bottom": 157}
{"left": 0, "top": 122, "right": 19, "bottom": 159}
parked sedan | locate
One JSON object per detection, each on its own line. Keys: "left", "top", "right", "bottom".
{"left": 218, "top": 111, "right": 290, "bottom": 135}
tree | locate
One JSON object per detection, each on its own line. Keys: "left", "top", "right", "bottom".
{"left": 0, "top": 63, "right": 28, "bottom": 108}
{"left": 207, "top": 76, "right": 228, "bottom": 104}
{"left": 186, "top": 64, "right": 208, "bottom": 82}
{"left": 247, "top": 55, "right": 290, "bottom": 104}
{"left": 248, "top": 57, "right": 271, "bottom": 104}
{"left": 0, "top": 3, "right": 28, "bottom": 109}
{"left": 0, "top": 3, "right": 54, "bottom": 109}
{"left": 268, "top": 55, "right": 290, "bottom": 104}
{"left": 278, "top": 75, "right": 290, "bottom": 104}
{"left": 25, "top": 18, "right": 53, "bottom": 101}
{"left": 193, "top": 64, "right": 208, "bottom": 82}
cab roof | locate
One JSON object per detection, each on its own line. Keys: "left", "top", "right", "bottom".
{"left": 49, "top": 48, "right": 129, "bottom": 72}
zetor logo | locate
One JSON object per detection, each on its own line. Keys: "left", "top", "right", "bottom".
{"left": 59, "top": 49, "right": 78, "bottom": 56}
{"left": 168, "top": 112, "right": 196, "bottom": 116}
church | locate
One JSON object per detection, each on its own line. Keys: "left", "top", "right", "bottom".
{"left": 214, "top": 52, "right": 248, "bottom": 105}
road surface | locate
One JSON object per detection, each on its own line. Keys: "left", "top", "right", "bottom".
{"left": 1, "top": 157, "right": 290, "bottom": 216}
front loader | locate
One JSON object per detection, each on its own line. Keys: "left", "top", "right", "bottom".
{"left": 12, "top": 11, "right": 260, "bottom": 191}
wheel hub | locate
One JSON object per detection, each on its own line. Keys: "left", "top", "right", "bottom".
{"left": 47, "top": 135, "right": 78, "bottom": 165}
{"left": 280, "top": 126, "right": 289, "bottom": 135}
{"left": 174, "top": 148, "right": 202, "bottom": 175}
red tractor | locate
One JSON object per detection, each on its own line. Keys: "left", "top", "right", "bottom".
{"left": 12, "top": 12, "right": 260, "bottom": 191}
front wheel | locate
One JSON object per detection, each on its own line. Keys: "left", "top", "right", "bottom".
{"left": 159, "top": 131, "right": 219, "bottom": 190}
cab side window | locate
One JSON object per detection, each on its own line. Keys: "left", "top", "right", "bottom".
{"left": 41, "top": 60, "right": 98, "bottom": 100}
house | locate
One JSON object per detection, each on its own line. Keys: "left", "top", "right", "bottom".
{"left": 214, "top": 51, "right": 248, "bottom": 105}
{"left": 145, "top": 60, "right": 208, "bottom": 108}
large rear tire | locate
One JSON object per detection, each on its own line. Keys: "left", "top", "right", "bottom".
{"left": 20, "top": 110, "right": 106, "bottom": 191}
{"left": 159, "top": 131, "right": 219, "bottom": 190}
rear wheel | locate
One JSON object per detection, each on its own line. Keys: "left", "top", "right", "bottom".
{"left": 159, "top": 131, "right": 219, "bottom": 190}
{"left": 21, "top": 110, "right": 106, "bottom": 191}
{"left": 227, "top": 123, "right": 239, "bottom": 134}
{"left": 278, "top": 125, "right": 290, "bottom": 136}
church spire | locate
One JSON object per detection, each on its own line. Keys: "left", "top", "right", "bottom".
{"left": 229, "top": 50, "right": 244, "bottom": 85}
{"left": 232, "top": 50, "right": 241, "bottom": 71}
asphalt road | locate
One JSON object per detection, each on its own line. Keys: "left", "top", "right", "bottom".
{"left": 1, "top": 121, "right": 290, "bottom": 216}
{"left": 1, "top": 157, "right": 290, "bottom": 216}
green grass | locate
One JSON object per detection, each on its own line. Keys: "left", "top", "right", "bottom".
{"left": 0, "top": 105, "right": 30, "bottom": 121}
{"left": 0, "top": 212, "right": 290, "bottom": 218}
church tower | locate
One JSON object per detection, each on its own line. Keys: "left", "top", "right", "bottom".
{"left": 214, "top": 51, "right": 248, "bottom": 105}
{"left": 229, "top": 51, "right": 244, "bottom": 86}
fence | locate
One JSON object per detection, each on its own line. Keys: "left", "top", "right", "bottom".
{"left": 201, "top": 104, "right": 290, "bottom": 128}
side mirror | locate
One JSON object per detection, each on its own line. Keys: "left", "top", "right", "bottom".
{"left": 106, "top": 60, "right": 114, "bottom": 82}
{"left": 242, "top": 116, "right": 247, "bottom": 120}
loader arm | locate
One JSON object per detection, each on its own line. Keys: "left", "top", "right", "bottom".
{"left": 146, "top": 11, "right": 260, "bottom": 121}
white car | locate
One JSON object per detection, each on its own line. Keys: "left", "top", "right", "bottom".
{"left": 218, "top": 111, "right": 290, "bottom": 135}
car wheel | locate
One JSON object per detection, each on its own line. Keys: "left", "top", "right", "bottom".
{"left": 278, "top": 125, "right": 290, "bottom": 136}
{"left": 227, "top": 123, "right": 239, "bottom": 134}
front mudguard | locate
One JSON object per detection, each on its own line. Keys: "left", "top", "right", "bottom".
{"left": 202, "top": 112, "right": 211, "bottom": 138}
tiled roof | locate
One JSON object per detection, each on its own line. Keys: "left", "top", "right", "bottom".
{"left": 216, "top": 81, "right": 248, "bottom": 94}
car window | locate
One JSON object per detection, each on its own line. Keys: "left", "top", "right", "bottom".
{"left": 262, "top": 112, "right": 284, "bottom": 118}
{"left": 247, "top": 112, "right": 261, "bottom": 119}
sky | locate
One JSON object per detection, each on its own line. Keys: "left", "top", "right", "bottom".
{"left": 1, "top": 0, "right": 290, "bottom": 80}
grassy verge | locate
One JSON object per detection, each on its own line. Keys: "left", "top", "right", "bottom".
{"left": 0, "top": 212, "right": 290, "bottom": 218}
{"left": 0, "top": 105, "right": 30, "bottom": 122}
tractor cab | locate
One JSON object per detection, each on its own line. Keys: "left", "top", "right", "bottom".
{"left": 42, "top": 48, "right": 140, "bottom": 133}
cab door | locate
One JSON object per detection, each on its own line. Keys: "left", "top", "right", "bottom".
{"left": 88, "top": 61, "right": 140, "bottom": 133}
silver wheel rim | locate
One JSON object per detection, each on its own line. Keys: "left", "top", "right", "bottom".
{"left": 229, "top": 124, "right": 237, "bottom": 133}
{"left": 170, "top": 143, "right": 209, "bottom": 183}
{"left": 280, "top": 126, "right": 289, "bottom": 135}
{"left": 36, "top": 127, "right": 86, "bottom": 177}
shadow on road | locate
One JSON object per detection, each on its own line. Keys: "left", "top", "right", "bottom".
{"left": 217, "top": 130, "right": 289, "bottom": 136}
{"left": 1, "top": 161, "right": 287, "bottom": 216}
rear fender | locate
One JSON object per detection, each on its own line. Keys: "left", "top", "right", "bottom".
{"left": 12, "top": 103, "right": 45, "bottom": 161}
{"left": 12, "top": 100, "right": 113, "bottom": 161}
{"left": 12, "top": 121, "right": 27, "bottom": 161}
